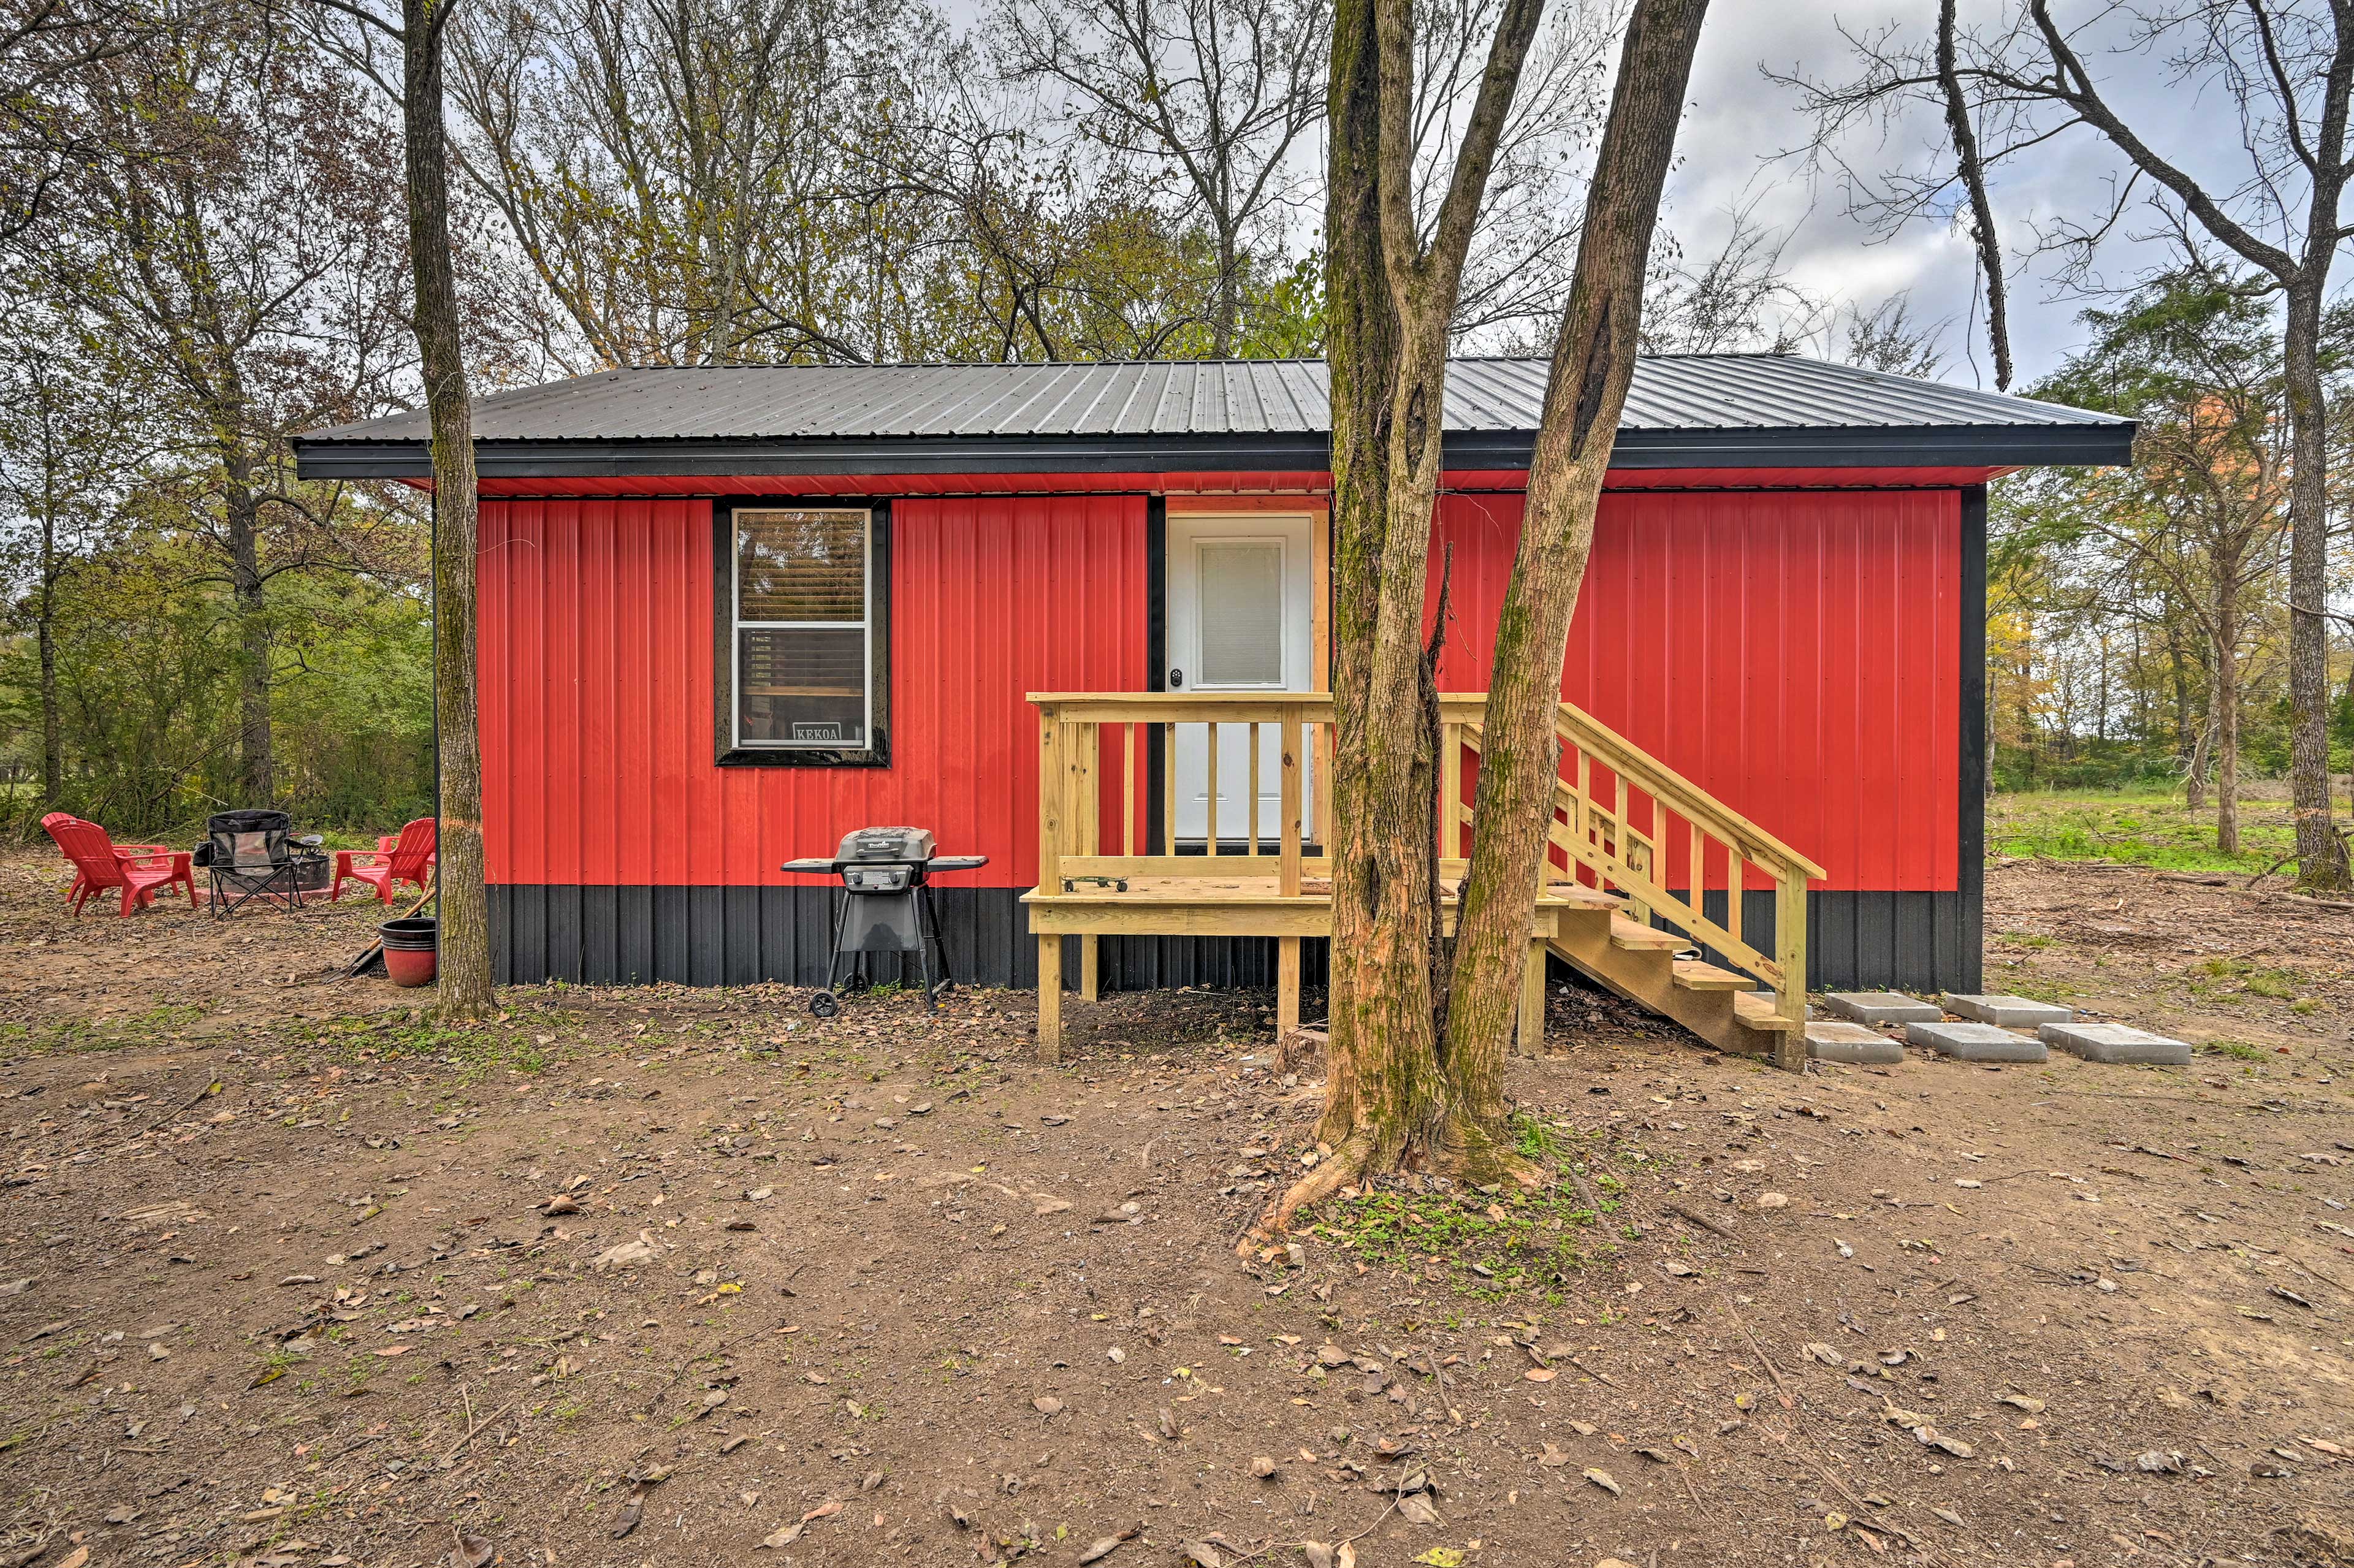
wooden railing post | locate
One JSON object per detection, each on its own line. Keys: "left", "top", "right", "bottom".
{"left": 1773, "top": 867, "right": 1807, "bottom": 1071}
{"left": 1440, "top": 720, "right": 1461, "bottom": 862}
{"left": 1205, "top": 721, "right": 1219, "bottom": 855}
{"left": 1278, "top": 703, "right": 1304, "bottom": 1040}
{"left": 1036, "top": 704, "right": 1064, "bottom": 1062}
{"left": 1278, "top": 706, "right": 1303, "bottom": 897}
{"left": 1074, "top": 720, "right": 1100, "bottom": 1002}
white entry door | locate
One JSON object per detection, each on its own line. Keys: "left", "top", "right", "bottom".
{"left": 1167, "top": 512, "right": 1316, "bottom": 843}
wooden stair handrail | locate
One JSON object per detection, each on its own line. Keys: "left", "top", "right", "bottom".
{"left": 1550, "top": 700, "right": 1826, "bottom": 881}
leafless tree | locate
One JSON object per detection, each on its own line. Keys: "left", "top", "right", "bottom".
{"left": 989, "top": 0, "right": 1325, "bottom": 356}
{"left": 1783, "top": 0, "right": 2353, "bottom": 890}
{"left": 449, "top": 0, "right": 952, "bottom": 368}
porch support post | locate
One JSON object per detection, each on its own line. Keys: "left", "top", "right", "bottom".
{"left": 1037, "top": 934, "right": 1062, "bottom": 1062}
{"left": 1276, "top": 935, "right": 1301, "bottom": 1038}
{"left": 1079, "top": 938, "right": 1100, "bottom": 1002}
{"left": 1517, "top": 934, "right": 1547, "bottom": 1056}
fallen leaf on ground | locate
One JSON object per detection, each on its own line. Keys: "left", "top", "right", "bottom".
{"left": 758, "top": 1499, "right": 842, "bottom": 1549}
{"left": 1076, "top": 1526, "right": 1140, "bottom": 1563}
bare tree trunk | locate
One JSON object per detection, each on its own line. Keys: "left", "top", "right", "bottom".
{"left": 1936, "top": 0, "right": 2009, "bottom": 390}
{"left": 2166, "top": 618, "right": 2194, "bottom": 793}
{"left": 403, "top": 0, "right": 495, "bottom": 1021}
{"left": 1444, "top": 0, "right": 1707, "bottom": 1146}
{"left": 2282, "top": 280, "right": 2350, "bottom": 889}
{"left": 221, "top": 466, "right": 273, "bottom": 805}
{"left": 1213, "top": 223, "right": 1240, "bottom": 357}
{"left": 36, "top": 458, "right": 62, "bottom": 807}
{"left": 2209, "top": 611, "right": 2239, "bottom": 859}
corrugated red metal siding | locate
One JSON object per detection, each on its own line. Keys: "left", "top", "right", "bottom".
{"left": 478, "top": 494, "right": 1147, "bottom": 889}
{"left": 1431, "top": 489, "right": 1959, "bottom": 893}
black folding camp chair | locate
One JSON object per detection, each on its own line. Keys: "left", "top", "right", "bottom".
{"left": 194, "top": 810, "right": 326, "bottom": 919}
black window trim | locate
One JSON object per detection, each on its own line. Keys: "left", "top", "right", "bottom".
{"left": 713, "top": 497, "right": 892, "bottom": 768}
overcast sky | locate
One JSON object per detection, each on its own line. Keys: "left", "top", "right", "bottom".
{"left": 1661, "top": 0, "right": 2306, "bottom": 390}
{"left": 954, "top": 1, "right": 2325, "bottom": 389}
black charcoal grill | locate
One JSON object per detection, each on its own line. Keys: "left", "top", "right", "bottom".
{"left": 781, "top": 828, "right": 986, "bottom": 1016}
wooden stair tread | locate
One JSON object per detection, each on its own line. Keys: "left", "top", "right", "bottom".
{"left": 1732, "top": 992, "right": 1804, "bottom": 1031}
{"left": 1545, "top": 883, "right": 1623, "bottom": 910}
{"left": 1609, "top": 915, "right": 1685, "bottom": 952}
{"left": 1671, "top": 959, "right": 1750, "bottom": 992}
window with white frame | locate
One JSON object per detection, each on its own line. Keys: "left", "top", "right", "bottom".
{"left": 730, "top": 506, "right": 877, "bottom": 752}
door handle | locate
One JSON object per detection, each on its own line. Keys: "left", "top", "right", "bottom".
{"left": 1168, "top": 668, "right": 1184, "bottom": 689}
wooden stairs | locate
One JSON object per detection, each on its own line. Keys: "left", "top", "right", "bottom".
{"left": 1456, "top": 705, "right": 1827, "bottom": 1068}
{"left": 1542, "top": 883, "right": 1805, "bottom": 1068}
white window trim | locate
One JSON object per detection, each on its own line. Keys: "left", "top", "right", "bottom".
{"left": 731, "top": 506, "right": 874, "bottom": 751}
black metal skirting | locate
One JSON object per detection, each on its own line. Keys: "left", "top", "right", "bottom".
{"left": 486, "top": 885, "right": 1979, "bottom": 995}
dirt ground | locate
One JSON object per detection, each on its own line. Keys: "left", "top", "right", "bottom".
{"left": 1, "top": 851, "right": 2350, "bottom": 1568}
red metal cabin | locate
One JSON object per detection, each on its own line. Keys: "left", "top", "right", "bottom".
{"left": 295, "top": 356, "right": 2131, "bottom": 998}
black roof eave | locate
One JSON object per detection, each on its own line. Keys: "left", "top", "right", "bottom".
{"left": 291, "top": 421, "right": 2136, "bottom": 482}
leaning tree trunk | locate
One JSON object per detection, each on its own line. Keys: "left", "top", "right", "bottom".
{"left": 403, "top": 0, "right": 495, "bottom": 1021}
{"left": 2282, "top": 280, "right": 2350, "bottom": 889}
{"left": 1441, "top": 0, "right": 1708, "bottom": 1153}
{"left": 1255, "top": 0, "right": 1707, "bottom": 1241}
{"left": 1936, "top": 0, "right": 2009, "bottom": 390}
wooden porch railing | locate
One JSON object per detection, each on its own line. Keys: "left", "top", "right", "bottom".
{"left": 1030, "top": 691, "right": 1823, "bottom": 1033}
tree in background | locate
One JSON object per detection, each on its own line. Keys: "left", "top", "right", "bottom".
{"left": 1790, "top": 0, "right": 2352, "bottom": 888}
{"left": 0, "top": 313, "right": 148, "bottom": 807}
{"left": 991, "top": 0, "right": 1326, "bottom": 357}
{"left": 0, "top": 0, "right": 153, "bottom": 242}
{"left": 28, "top": 8, "right": 417, "bottom": 809}
{"left": 2008, "top": 275, "right": 2299, "bottom": 853}
{"left": 1257, "top": 0, "right": 1705, "bottom": 1234}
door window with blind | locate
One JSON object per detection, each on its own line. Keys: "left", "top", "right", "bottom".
{"left": 717, "top": 502, "right": 889, "bottom": 766}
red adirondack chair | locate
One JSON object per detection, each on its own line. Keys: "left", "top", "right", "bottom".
{"left": 334, "top": 817, "right": 436, "bottom": 904}
{"left": 42, "top": 812, "right": 197, "bottom": 916}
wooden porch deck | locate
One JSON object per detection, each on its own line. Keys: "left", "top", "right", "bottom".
{"left": 1024, "top": 873, "right": 1574, "bottom": 1055}
{"left": 1024, "top": 692, "right": 1824, "bottom": 1068}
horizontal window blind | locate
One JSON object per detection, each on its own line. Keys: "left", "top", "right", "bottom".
{"left": 737, "top": 509, "right": 866, "bottom": 623}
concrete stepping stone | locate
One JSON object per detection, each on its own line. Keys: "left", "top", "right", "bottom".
{"left": 1805, "top": 1021, "right": 1905, "bottom": 1065}
{"left": 1824, "top": 991, "right": 1942, "bottom": 1026}
{"left": 1744, "top": 989, "right": 1814, "bottom": 1020}
{"left": 1940, "top": 992, "right": 2073, "bottom": 1029}
{"left": 2038, "top": 1021, "right": 2192, "bottom": 1066}
{"left": 1905, "top": 1020, "right": 2048, "bottom": 1062}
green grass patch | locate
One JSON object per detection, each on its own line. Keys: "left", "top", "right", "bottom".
{"left": 2196, "top": 1040, "right": 2268, "bottom": 1062}
{"left": 1309, "top": 1117, "right": 1612, "bottom": 1302}
{"left": 1990, "top": 789, "right": 2295, "bottom": 874}
{"left": 0, "top": 1002, "right": 209, "bottom": 1056}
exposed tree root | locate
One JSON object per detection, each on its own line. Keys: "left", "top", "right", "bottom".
{"left": 1237, "top": 1113, "right": 1551, "bottom": 1255}
{"left": 1236, "top": 1131, "right": 1374, "bottom": 1255}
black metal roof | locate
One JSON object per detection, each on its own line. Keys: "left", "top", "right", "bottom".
{"left": 294, "top": 354, "right": 2134, "bottom": 479}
